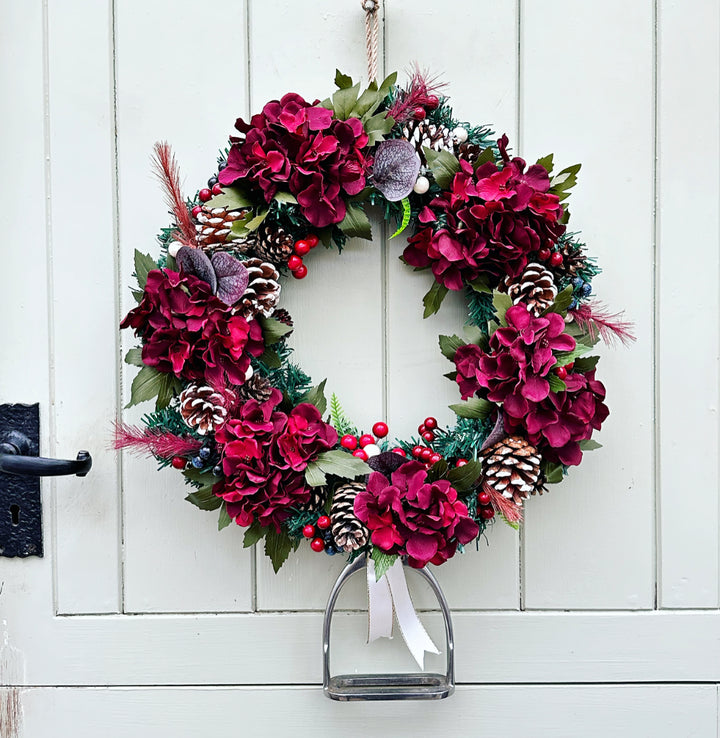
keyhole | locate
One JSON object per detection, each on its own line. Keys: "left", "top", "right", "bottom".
{"left": 10, "top": 504, "right": 20, "bottom": 526}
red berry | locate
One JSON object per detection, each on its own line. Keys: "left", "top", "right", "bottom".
{"left": 191, "top": 205, "right": 202, "bottom": 217}
{"left": 171, "top": 456, "right": 186, "bottom": 469}
{"left": 455, "top": 458, "right": 468, "bottom": 467}
{"left": 316, "top": 515, "right": 331, "bottom": 530}
{"left": 292, "top": 264, "right": 308, "bottom": 279}
{"left": 555, "top": 365, "right": 568, "bottom": 380}
{"left": 392, "top": 447, "right": 407, "bottom": 456}
{"left": 411, "top": 445, "right": 424, "bottom": 458}
{"left": 413, "top": 106, "right": 427, "bottom": 120}
{"left": 422, "top": 430, "right": 435, "bottom": 443}
{"left": 211, "top": 183, "right": 223, "bottom": 195}
{"left": 372, "top": 422, "right": 389, "bottom": 438}
{"left": 310, "top": 537, "right": 325, "bottom": 552}
{"left": 429, "top": 453, "right": 442, "bottom": 464}
{"left": 305, "top": 234, "right": 319, "bottom": 248}
{"left": 424, "top": 417, "right": 438, "bottom": 430}
{"left": 567, "top": 362, "right": 575, "bottom": 370}
{"left": 480, "top": 507, "right": 495, "bottom": 520}
{"left": 294, "top": 239, "right": 311, "bottom": 256}
{"left": 418, "top": 424, "right": 427, "bottom": 435}
{"left": 352, "top": 448, "right": 369, "bottom": 461}
{"left": 359, "top": 434, "right": 375, "bottom": 448}
{"left": 478, "top": 491, "right": 491, "bottom": 506}
{"left": 550, "top": 252, "right": 564, "bottom": 267}
{"left": 287, "top": 254, "right": 303, "bottom": 271}
{"left": 198, "top": 188, "right": 212, "bottom": 202}
{"left": 426, "top": 95, "right": 440, "bottom": 110}
{"left": 538, "top": 248, "right": 551, "bottom": 261}
{"left": 302, "top": 524, "right": 316, "bottom": 539}
{"left": 340, "top": 434, "right": 358, "bottom": 450}
{"left": 420, "top": 448, "right": 433, "bottom": 462}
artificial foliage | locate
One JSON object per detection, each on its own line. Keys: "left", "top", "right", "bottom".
{"left": 117, "top": 69, "right": 633, "bottom": 573}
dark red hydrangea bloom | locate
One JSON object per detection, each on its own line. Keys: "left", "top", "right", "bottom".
{"left": 453, "top": 305, "right": 608, "bottom": 466}
{"left": 403, "top": 136, "right": 565, "bottom": 290}
{"left": 120, "top": 268, "right": 264, "bottom": 388}
{"left": 354, "top": 461, "right": 479, "bottom": 568}
{"left": 273, "top": 403, "right": 338, "bottom": 472}
{"left": 213, "top": 390, "right": 311, "bottom": 531}
{"left": 218, "top": 92, "right": 369, "bottom": 228}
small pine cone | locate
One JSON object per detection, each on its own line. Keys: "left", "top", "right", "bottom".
{"left": 253, "top": 224, "right": 295, "bottom": 267}
{"left": 295, "top": 486, "right": 328, "bottom": 514}
{"left": 480, "top": 436, "right": 546, "bottom": 507}
{"left": 236, "top": 258, "right": 281, "bottom": 320}
{"left": 503, "top": 262, "right": 557, "bottom": 317}
{"left": 272, "top": 308, "right": 294, "bottom": 329}
{"left": 179, "top": 384, "right": 232, "bottom": 435}
{"left": 456, "top": 142, "right": 482, "bottom": 165}
{"left": 194, "top": 206, "right": 254, "bottom": 253}
{"left": 552, "top": 240, "right": 588, "bottom": 280}
{"left": 401, "top": 120, "right": 452, "bottom": 165}
{"left": 237, "top": 374, "right": 274, "bottom": 404}
{"left": 330, "top": 482, "right": 369, "bottom": 553}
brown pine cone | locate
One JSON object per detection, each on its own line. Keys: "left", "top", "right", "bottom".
{"left": 456, "top": 142, "right": 482, "bottom": 165}
{"left": 253, "top": 224, "right": 294, "bottom": 266}
{"left": 294, "top": 486, "right": 328, "bottom": 514}
{"left": 236, "top": 258, "right": 281, "bottom": 320}
{"left": 237, "top": 374, "right": 274, "bottom": 405}
{"left": 194, "top": 206, "right": 255, "bottom": 253}
{"left": 551, "top": 240, "right": 588, "bottom": 280}
{"left": 330, "top": 482, "right": 369, "bottom": 553}
{"left": 179, "top": 384, "right": 233, "bottom": 435}
{"left": 480, "top": 435, "right": 546, "bottom": 507}
{"left": 272, "top": 308, "right": 294, "bottom": 329}
{"left": 401, "top": 120, "right": 452, "bottom": 165}
{"left": 503, "top": 262, "right": 557, "bottom": 317}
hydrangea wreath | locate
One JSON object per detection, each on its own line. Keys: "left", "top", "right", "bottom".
{"left": 117, "top": 70, "right": 633, "bottom": 575}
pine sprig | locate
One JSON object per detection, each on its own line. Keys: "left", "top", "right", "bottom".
{"left": 329, "top": 393, "right": 359, "bottom": 437}
{"left": 466, "top": 288, "right": 496, "bottom": 330}
{"left": 433, "top": 417, "right": 495, "bottom": 461}
{"left": 253, "top": 342, "right": 313, "bottom": 405}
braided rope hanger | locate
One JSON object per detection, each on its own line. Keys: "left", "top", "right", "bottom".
{"left": 361, "top": 0, "right": 380, "bottom": 81}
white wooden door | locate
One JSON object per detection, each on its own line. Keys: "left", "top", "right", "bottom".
{"left": 1, "top": 1, "right": 719, "bottom": 736}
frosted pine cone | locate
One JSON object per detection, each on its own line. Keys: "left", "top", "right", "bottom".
{"left": 294, "top": 486, "right": 328, "bottom": 514}
{"left": 330, "top": 482, "right": 369, "bottom": 553}
{"left": 237, "top": 374, "right": 274, "bottom": 405}
{"left": 503, "top": 263, "right": 557, "bottom": 316}
{"left": 195, "top": 205, "right": 254, "bottom": 253}
{"left": 237, "top": 258, "right": 281, "bottom": 320}
{"left": 401, "top": 120, "right": 452, "bottom": 165}
{"left": 253, "top": 224, "right": 294, "bottom": 266}
{"left": 480, "top": 436, "right": 546, "bottom": 506}
{"left": 179, "top": 384, "right": 232, "bottom": 435}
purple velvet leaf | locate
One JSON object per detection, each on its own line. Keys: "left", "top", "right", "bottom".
{"left": 211, "top": 253, "right": 249, "bottom": 305}
{"left": 372, "top": 140, "right": 421, "bottom": 202}
{"left": 176, "top": 246, "right": 217, "bottom": 294}
{"left": 367, "top": 451, "right": 410, "bottom": 476}
{"left": 480, "top": 410, "right": 506, "bottom": 452}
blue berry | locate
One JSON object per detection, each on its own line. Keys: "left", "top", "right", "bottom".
{"left": 581, "top": 282, "right": 592, "bottom": 297}
{"left": 568, "top": 298, "right": 577, "bottom": 311}
{"left": 199, "top": 446, "right": 212, "bottom": 461}
{"left": 572, "top": 276, "right": 584, "bottom": 290}
{"left": 324, "top": 544, "right": 336, "bottom": 556}
{"left": 191, "top": 456, "right": 204, "bottom": 469}
{"left": 207, "top": 176, "right": 218, "bottom": 188}
{"left": 212, "top": 464, "right": 223, "bottom": 476}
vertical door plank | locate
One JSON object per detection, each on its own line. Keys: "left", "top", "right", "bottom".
{"left": 47, "top": 1, "right": 122, "bottom": 613}
{"left": 657, "top": 0, "right": 720, "bottom": 608}
{"left": 521, "top": 2, "right": 655, "bottom": 608}
{"left": 384, "top": 0, "right": 521, "bottom": 609}
{"left": 251, "top": 0, "right": 384, "bottom": 610}
{"left": 117, "top": 0, "right": 253, "bottom": 612}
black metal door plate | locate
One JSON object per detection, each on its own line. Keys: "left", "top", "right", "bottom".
{"left": 0, "top": 403, "right": 42, "bottom": 557}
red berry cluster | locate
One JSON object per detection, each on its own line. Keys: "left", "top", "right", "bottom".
{"left": 477, "top": 490, "right": 495, "bottom": 520}
{"left": 409, "top": 417, "right": 452, "bottom": 469}
{"left": 288, "top": 234, "right": 319, "bottom": 280}
{"left": 554, "top": 360, "right": 575, "bottom": 380}
{"left": 537, "top": 247, "right": 564, "bottom": 267}
{"left": 411, "top": 94, "right": 440, "bottom": 121}
{"left": 340, "top": 421, "right": 392, "bottom": 462}
{"left": 302, "top": 514, "right": 333, "bottom": 554}
{"left": 197, "top": 182, "right": 224, "bottom": 203}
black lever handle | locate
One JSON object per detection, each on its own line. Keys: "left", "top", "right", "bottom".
{"left": 0, "top": 432, "right": 92, "bottom": 477}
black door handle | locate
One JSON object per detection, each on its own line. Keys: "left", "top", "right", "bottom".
{"left": 0, "top": 431, "right": 92, "bottom": 477}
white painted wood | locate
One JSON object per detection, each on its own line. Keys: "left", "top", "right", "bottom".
{"left": 657, "top": 0, "right": 720, "bottom": 608}
{"left": 17, "top": 685, "right": 719, "bottom": 738}
{"left": 47, "top": 0, "right": 123, "bottom": 615}
{"left": 115, "top": 0, "right": 253, "bottom": 613}
{"left": 520, "top": 1, "right": 656, "bottom": 609}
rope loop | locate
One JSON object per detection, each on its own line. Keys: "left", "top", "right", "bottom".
{"left": 361, "top": 0, "right": 379, "bottom": 81}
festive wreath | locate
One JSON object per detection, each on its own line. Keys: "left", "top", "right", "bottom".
{"left": 117, "top": 69, "right": 633, "bottom": 576}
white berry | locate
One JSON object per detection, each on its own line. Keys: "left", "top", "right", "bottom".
{"left": 363, "top": 443, "right": 382, "bottom": 458}
{"left": 244, "top": 364, "right": 254, "bottom": 380}
{"left": 452, "top": 126, "right": 469, "bottom": 143}
{"left": 413, "top": 175, "right": 430, "bottom": 195}
{"left": 167, "top": 241, "right": 183, "bottom": 257}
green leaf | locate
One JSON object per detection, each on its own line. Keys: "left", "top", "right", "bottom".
{"left": 492, "top": 290, "right": 513, "bottom": 326}
{"left": 425, "top": 458, "right": 449, "bottom": 482}
{"left": 314, "top": 449, "right": 368, "bottom": 480}
{"left": 334, "top": 69, "right": 353, "bottom": 89}
{"left": 363, "top": 111, "right": 395, "bottom": 146}
{"left": 305, "top": 462, "right": 327, "bottom": 487}
{"left": 544, "top": 285, "right": 573, "bottom": 316}
{"left": 473, "top": 147, "right": 496, "bottom": 168}
{"left": 332, "top": 82, "right": 361, "bottom": 120}
{"left": 165, "top": 253, "right": 178, "bottom": 272}
{"left": 257, "top": 315, "right": 293, "bottom": 345}
{"left": 498, "top": 511, "right": 520, "bottom": 530}
{"left": 552, "top": 343, "right": 591, "bottom": 367}
{"left": 134, "top": 250, "right": 157, "bottom": 290}
{"left": 352, "top": 82, "right": 381, "bottom": 119}
{"left": 447, "top": 460, "right": 483, "bottom": 493}
{"left": 126, "top": 365, "right": 178, "bottom": 409}
{"left": 182, "top": 467, "right": 213, "bottom": 485}
{"left": 573, "top": 355, "right": 600, "bottom": 373}
{"left": 258, "top": 348, "right": 282, "bottom": 368}
{"left": 218, "top": 504, "right": 232, "bottom": 530}
{"left": 449, "top": 397, "right": 494, "bottom": 419}
{"left": 422, "top": 281, "right": 449, "bottom": 318}
{"left": 245, "top": 210, "right": 269, "bottom": 232}
{"left": 243, "top": 520, "right": 266, "bottom": 548}
{"left": 547, "top": 374, "right": 567, "bottom": 393}
{"left": 579, "top": 439, "right": 603, "bottom": 451}
{"left": 264, "top": 527, "right": 293, "bottom": 573}
{"left": 131, "top": 288, "right": 144, "bottom": 303}
{"left": 300, "top": 379, "right": 327, "bottom": 415}
{"left": 390, "top": 197, "right": 412, "bottom": 239}
{"left": 468, "top": 273, "right": 492, "bottom": 293}
{"left": 272, "top": 191, "right": 298, "bottom": 205}
{"left": 549, "top": 163, "right": 581, "bottom": 200}
{"left": 371, "top": 546, "right": 397, "bottom": 581}
{"left": 536, "top": 153, "right": 554, "bottom": 174}
{"left": 463, "top": 324, "right": 486, "bottom": 346}
{"left": 205, "top": 186, "right": 252, "bottom": 210}
{"left": 542, "top": 461, "right": 565, "bottom": 485}
{"left": 438, "top": 334, "right": 466, "bottom": 361}
{"left": 124, "top": 347, "right": 143, "bottom": 367}
{"left": 185, "top": 487, "right": 222, "bottom": 511}
{"left": 338, "top": 203, "right": 372, "bottom": 240}
{"left": 443, "top": 370, "right": 458, "bottom": 382}
{"left": 229, "top": 211, "right": 255, "bottom": 238}
{"left": 424, "top": 148, "right": 461, "bottom": 188}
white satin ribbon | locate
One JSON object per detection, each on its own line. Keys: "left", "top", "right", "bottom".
{"left": 366, "top": 558, "right": 440, "bottom": 669}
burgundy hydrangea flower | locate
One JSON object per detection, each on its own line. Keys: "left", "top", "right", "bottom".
{"left": 453, "top": 305, "right": 608, "bottom": 465}
{"left": 273, "top": 403, "right": 338, "bottom": 472}
{"left": 403, "top": 136, "right": 565, "bottom": 290}
{"left": 218, "top": 93, "right": 369, "bottom": 228}
{"left": 120, "top": 268, "right": 264, "bottom": 388}
{"left": 354, "top": 461, "right": 479, "bottom": 568}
